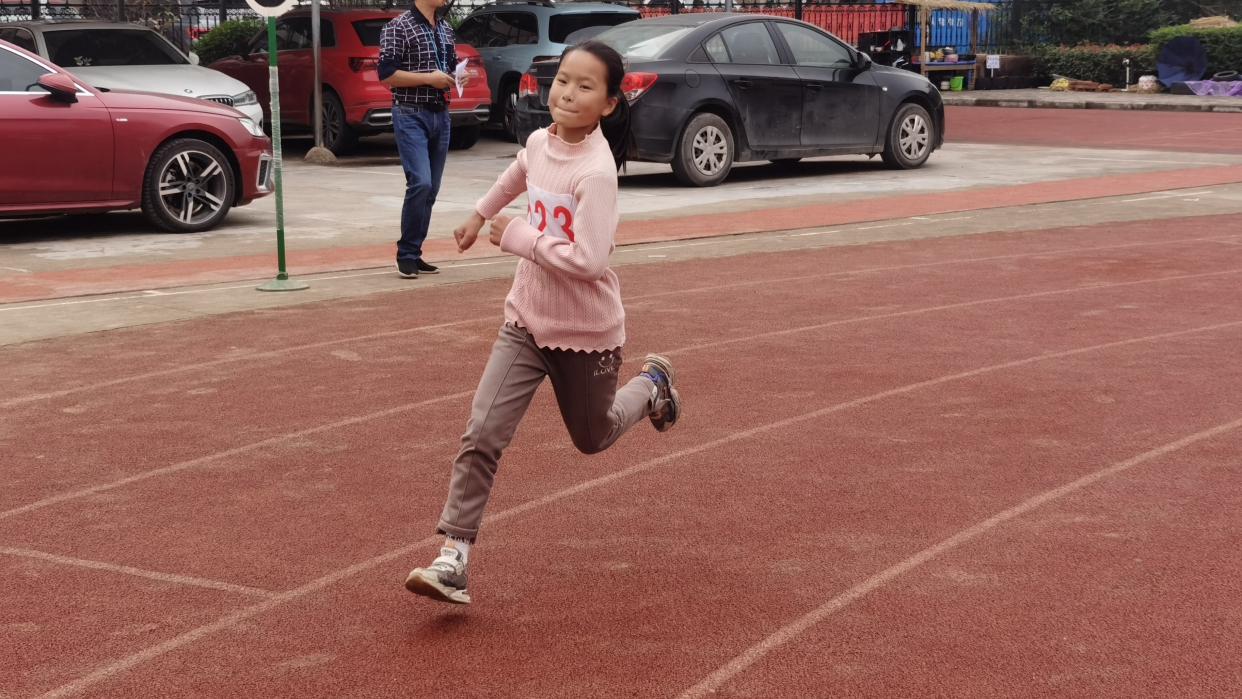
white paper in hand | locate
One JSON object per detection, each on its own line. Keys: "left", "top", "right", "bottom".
{"left": 455, "top": 59, "right": 468, "bottom": 98}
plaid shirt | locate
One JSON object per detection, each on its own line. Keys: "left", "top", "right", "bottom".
{"left": 378, "top": 10, "right": 458, "bottom": 108}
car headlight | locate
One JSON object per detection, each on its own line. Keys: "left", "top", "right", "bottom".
{"left": 233, "top": 89, "right": 258, "bottom": 107}
{"left": 237, "top": 117, "right": 265, "bottom": 138}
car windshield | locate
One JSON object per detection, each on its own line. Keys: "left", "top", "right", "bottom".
{"left": 352, "top": 18, "right": 391, "bottom": 47}
{"left": 548, "top": 13, "right": 637, "bottom": 44}
{"left": 43, "top": 29, "right": 188, "bottom": 68}
{"left": 593, "top": 23, "right": 694, "bottom": 60}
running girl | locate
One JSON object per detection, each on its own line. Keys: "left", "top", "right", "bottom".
{"left": 404, "top": 41, "right": 682, "bottom": 605}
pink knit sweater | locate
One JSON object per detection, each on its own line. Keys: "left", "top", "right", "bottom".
{"left": 475, "top": 125, "right": 625, "bottom": 353}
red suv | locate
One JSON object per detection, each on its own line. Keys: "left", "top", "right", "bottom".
{"left": 208, "top": 9, "right": 491, "bottom": 153}
{"left": 0, "top": 40, "right": 273, "bottom": 233}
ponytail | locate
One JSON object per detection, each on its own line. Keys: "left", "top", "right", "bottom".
{"left": 560, "top": 40, "right": 635, "bottom": 171}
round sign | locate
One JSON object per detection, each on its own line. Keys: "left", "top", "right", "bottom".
{"left": 244, "top": 0, "right": 298, "bottom": 18}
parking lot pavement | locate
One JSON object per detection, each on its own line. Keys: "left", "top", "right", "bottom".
{"left": 3, "top": 134, "right": 1240, "bottom": 282}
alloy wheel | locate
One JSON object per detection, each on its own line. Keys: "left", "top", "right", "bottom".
{"left": 156, "top": 151, "right": 229, "bottom": 226}
{"left": 899, "top": 114, "right": 929, "bottom": 161}
{"left": 692, "top": 125, "right": 728, "bottom": 176}
{"left": 322, "top": 97, "right": 342, "bottom": 147}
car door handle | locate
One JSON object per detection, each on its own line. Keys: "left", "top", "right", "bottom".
{"left": 731, "top": 79, "right": 753, "bottom": 90}
{"left": 805, "top": 83, "right": 824, "bottom": 92}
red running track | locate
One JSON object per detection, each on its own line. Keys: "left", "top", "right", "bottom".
{"left": 2, "top": 215, "right": 1242, "bottom": 697}
{"left": 947, "top": 106, "right": 1242, "bottom": 154}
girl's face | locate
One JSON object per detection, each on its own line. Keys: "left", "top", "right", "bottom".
{"left": 549, "top": 50, "right": 618, "bottom": 133}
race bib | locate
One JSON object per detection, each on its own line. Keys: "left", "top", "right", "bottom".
{"left": 526, "top": 181, "right": 577, "bottom": 242}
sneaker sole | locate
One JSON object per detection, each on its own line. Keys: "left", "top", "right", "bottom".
{"left": 405, "top": 569, "right": 471, "bottom": 604}
{"left": 417, "top": 268, "right": 440, "bottom": 275}
{"left": 394, "top": 262, "right": 419, "bottom": 279}
{"left": 652, "top": 386, "right": 681, "bottom": 432}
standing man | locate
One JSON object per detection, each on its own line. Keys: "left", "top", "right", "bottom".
{"left": 378, "top": 0, "right": 467, "bottom": 279}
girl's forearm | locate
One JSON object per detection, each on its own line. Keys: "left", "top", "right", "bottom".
{"left": 476, "top": 155, "right": 529, "bottom": 219}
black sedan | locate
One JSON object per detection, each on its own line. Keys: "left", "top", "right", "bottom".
{"left": 515, "top": 13, "right": 944, "bottom": 186}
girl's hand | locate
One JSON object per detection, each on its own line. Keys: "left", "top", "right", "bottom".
{"left": 454, "top": 212, "right": 486, "bottom": 253}
{"left": 489, "top": 214, "right": 513, "bottom": 246}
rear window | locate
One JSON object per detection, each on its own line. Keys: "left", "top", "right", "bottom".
{"left": 43, "top": 29, "right": 188, "bottom": 67}
{"left": 353, "top": 18, "right": 390, "bottom": 47}
{"left": 593, "top": 23, "right": 694, "bottom": 60}
{"left": 548, "top": 13, "right": 637, "bottom": 45}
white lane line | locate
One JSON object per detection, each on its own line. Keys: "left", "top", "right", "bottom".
{"left": 3, "top": 234, "right": 1238, "bottom": 409}
{"left": 0, "top": 391, "right": 473, "bottom": 522}
{"left": 674, "top": 414, "right": 1242, "bottom": 699}
{"left": 8, "top": 267, "right": 1233, "bottom": 523}
{"left": 33, "top": 318, "right": 1242, "bottom": 699}
{"left": 0, "top": 266, "right": 30, "bottom": 273}
{"left": 1070, "top": 157, "right": 1230, "bottom": 166}
{"left": 665, "top": 267, "right": 1242, "bottom": 357}
{"left": 0, "top": 319, "right": 494, "bottom": 409}
{"left": 0, "top": 547, "right": 277, "bottom": 599}
{"left": 625, "top": 235, "right": 1241, "bottom": 304}
{"left": 1121, "top": 190, "right": 1214, "bottom": 203}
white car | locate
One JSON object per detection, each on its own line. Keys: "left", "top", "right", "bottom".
{"left": 0, "top": 20, "right": 263, "bottom": 127}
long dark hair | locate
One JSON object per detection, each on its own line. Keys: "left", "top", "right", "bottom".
{"left": 560, "top": 40, "right": 635, "bottom": 171}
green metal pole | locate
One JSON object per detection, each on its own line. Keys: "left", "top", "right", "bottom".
{"left": 258, "top": 16, "right": 308, "bottom": 292}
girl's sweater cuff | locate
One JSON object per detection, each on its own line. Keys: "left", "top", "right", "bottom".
{"left": 499, "top": 218, "right": 540, "bottom": 260}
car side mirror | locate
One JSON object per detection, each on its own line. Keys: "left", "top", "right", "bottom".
{"left": 856, "top": 52, "right": 873, "bottom": 70}
{"left": 38, "top": 73, "right": 78, "bottom": 103}
{"left": 188, "top": 51, "right": 201, "bottom": 66}
{"left": 234, "top": 41, "right": 250, "bottom": 58}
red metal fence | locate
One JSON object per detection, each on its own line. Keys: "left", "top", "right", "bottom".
{"left": 636, "top": 4, "right": 908, "bottom": 47}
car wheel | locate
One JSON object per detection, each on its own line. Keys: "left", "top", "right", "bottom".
{"left": 141, "top": 138, "right": 235, "bottom": 233}
{"left": 671, "top": 113, "right": 733, "bottom": 187}
{"left": 501, "top": 83, "right": 519, "bottom": 143}
{"left": 881, "top": 103, "right": 933, "bottom": 170}
{"left": 320, "top": 90, "right": 358, "bottom": 155}
{"left": 449, "top": 125, "right": 481, "bottom": 150}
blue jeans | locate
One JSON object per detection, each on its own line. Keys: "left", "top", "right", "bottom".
{"left": 392, "top": 103, "right": 451, "bottom": 261}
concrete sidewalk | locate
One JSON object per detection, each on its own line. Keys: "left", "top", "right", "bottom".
{"left": 942, "top": 89, "right": 1242, "bottom": 113}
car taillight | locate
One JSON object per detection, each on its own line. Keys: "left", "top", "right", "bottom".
{"left": 349, "top": 57, "right": 379, "bottom": 73}
{"left": 519, "top": 72, "right": 538, "bottom": 99}
{"left": 620, "top": 72, "right": 657, "bottom": 103}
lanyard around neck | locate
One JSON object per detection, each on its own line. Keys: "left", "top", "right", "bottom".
{"left": 426, "top": 21, "right": 446, "bottom": 73}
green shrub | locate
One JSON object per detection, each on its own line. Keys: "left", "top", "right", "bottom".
{"left": 1149, "top": 24, "right": 1242, "bottom": 77}
{"left": 1033, "top": 44, "right": 1157, "bottom": 84}
{"left": 192, "top": 18, "right": 265, "bottom": 67}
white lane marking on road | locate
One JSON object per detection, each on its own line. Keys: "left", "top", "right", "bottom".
{"left": 32, "top": 319, "right": 1242, "bottom": 699}
{"left": 0, "top": 390, "right": 473, "bottom": 522}
{"left": 0, "top": 266, "right": 30, "bottom": 273}
{"left": 4, "top": 235, "right": 1240, "bottom": 407}
{"left": 1121, "top": 190, "right": 1214, "bottom": 203}
{"left": 664, "top": 268, "right": 1242, "bottom": 357}
{"left": 0, "top": 547, "right": 277, "bottom": 599}
{"left": 673, "top": 414, "right": 1242, "bottom": 699}
{"left": 0, "top": 318, "right": 492, "bottom": 409}
{"left": 1070, "top": 157, "right": 1230, "bottom": 166}
{"left": 5, "top": 263, "right": 1242, "bottom": 523}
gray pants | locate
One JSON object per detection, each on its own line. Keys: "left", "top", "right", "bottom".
{"left": 437, "top": 324, "right": 658, "bottom": 540}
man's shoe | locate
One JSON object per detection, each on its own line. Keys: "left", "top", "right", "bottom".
{"left": 639, "top": 353, "right": 681, "bottom": 432}
{"left": 405, "top": 547, "right": 470, "bottom": 604}
{"left": 396, "top": 259, "right": 419, "bottom": 279}
{"left": 415, "top": 259, "right": 439, "bottom": 274}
